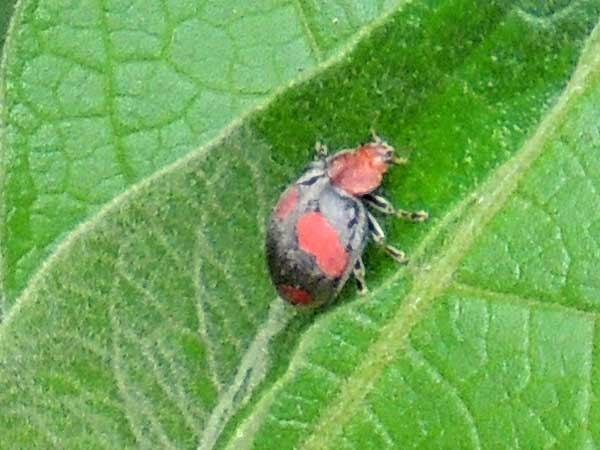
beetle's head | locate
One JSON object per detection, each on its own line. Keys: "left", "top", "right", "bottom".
{"left": 358, "top": 140, "right": 403, "bottom": 171}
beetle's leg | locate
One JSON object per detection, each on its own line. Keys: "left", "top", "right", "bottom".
{"left": 314, "top": 141, "right": 328, "bottom": 160}
{"left": 353, "top": 257, "right": 368, "bottom": 295}
{"left": 367, "top": 211, "right": 409, "bottom": 264}
{"left": 364, "top": 194, "right": 428, "bottom": 222}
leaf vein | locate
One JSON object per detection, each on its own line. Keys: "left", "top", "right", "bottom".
{"left": 406, "top": 344, "right": 482, "bottom": 450}
{"left": 451, "top": 282, "right": 598, "bottom": 319}
{"left": 363, "top": 406, "right": 395, "bottom": 449}
{"left": 136, "top": 333, "right": 205, "bottom": 434}
{"left": 292, "top": 0, "right": 324, "bottom": 61}
{"left": 109, "top": 308, "right": 180, "bottom": 450}
{"left": 192, "top": 238, "right": 225, "bottom": 394}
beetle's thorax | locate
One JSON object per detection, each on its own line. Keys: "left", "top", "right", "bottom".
{"left": 326, "top": 142, "right": 394, "bottom": 196}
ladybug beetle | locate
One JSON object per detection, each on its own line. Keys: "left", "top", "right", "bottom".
{"left": 266, "top": 136, "right": 428, "bottom": 308}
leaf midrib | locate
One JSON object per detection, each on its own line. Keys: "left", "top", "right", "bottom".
{"left": 224, "top": 18, "right": 600, "bottom": 450}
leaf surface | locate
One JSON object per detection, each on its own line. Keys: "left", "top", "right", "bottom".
{"left": 1, "top": 1, "right": 600, "bottom": 449}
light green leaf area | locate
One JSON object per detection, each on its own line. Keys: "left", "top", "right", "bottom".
{"left": 0, "top": 0, "right": 399, "bottom": 306}
{"left": 2, "top": 1, "right": 600, "bottom": 450}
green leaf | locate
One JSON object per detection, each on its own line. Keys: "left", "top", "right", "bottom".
{"left": 0, "top": 0, "right": 400, "bottom": 307}
{"left": 0, "top": 0, "right": 16, "bottom": 50}
{"left": 2, "top": 1, "right": 600, "bottom": 450}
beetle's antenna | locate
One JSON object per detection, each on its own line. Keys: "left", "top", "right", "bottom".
{"left": 369, "top": 128, "right": 383, "bottom": 144}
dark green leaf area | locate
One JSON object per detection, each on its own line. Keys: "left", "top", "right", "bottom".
{"left": 256, "top": 0, "right": 599, "bottom": 285}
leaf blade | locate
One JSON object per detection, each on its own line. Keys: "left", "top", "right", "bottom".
{"left": 1, "top": 2, "right": 599, "bottom": 450}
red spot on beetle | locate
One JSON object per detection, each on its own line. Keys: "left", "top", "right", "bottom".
{"left": 328, "top": 143, "right": 393, "bottom": 196}
{"left": 275, "top": 186, "right": 299, "bottom": 219}
{"left": 278, "top": 285, "right": 312, "bottom": 305}
{"left": 296, "top": 212, "right": 348, "bottom": 277}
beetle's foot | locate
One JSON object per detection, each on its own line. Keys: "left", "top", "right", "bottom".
{"left": 385, "top": 245, "right": 409, "bottom": 264}
{"left": 354, "top": 258, "right": 368, "bottom": 294}
{"left": 396, "top": 209, "right": 429, "bottom": 222}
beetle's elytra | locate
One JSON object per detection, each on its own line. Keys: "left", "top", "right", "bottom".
{"left": 266, "top": 137, "right": 428, "bottom": 308}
